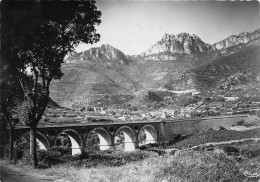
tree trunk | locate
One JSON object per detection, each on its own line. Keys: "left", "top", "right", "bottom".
{"left": 30, "top": 126, "right": 38, "bottom": 168}
{"left": 9, "top": 126, "right": 14, "bottom": 161}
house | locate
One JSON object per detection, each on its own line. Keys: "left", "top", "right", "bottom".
{"left": 114, "top": 109, "right": 126, "bottom": 116}
{"left": 94, "top": 107, "right": 104, "bottom": 113}
{"left": 224, "top": 97, "right": 239, "bottom": 101}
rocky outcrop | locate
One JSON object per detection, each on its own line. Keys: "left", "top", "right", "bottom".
{"left": 66, "top": 44, "right": 132, "bottom": 66}
{"left": 213, "top": 29, "right": 260, "bottom": 50}
{"left": 143, "top": 29, "right": 260, "bottom": 56}
{"left": 143, "top": 33, "right": 212, "bottom": 56}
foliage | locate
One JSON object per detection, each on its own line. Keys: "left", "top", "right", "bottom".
{"left": 241, "top": 145, "right": 260, "bottom": 158}
{"left": 48, "top": 146, "right": 72, "bottom": 156}
{"left": 173, "top": 93, "right": 198, "bottom": 107}
{"left": 2, "top": 1, "right": 101, "bottom": 167}
{"left": 19, "top": 148, "right": 157, "bottom": 168}
{"left": 0, "top": 56, "right": 24, "bottom": 127}
{"left": 2, "top": 0, "right": 101, "bottom": 126}
{"left": 193, "top": 46, "right": 260, "bottom": 91}
{"left": 146, "top": 91, "right": 163, "bottom": 102}
{"left": 167, "top": 128, "right": 260, "bottom": 149}
{"left": 12, "top": 142, "right": 260, "bottom": 182}
{"left": 68, "top": 150, "right": 158, "bottom": 168}
{"left": 154, "top": 150, "right": 244, "bottom": 182}
{"left": 222, "top": 145, "right": 240, "bottom": 156}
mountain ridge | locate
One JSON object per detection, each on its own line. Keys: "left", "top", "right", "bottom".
{"left": 142, "top": 29, "right": 260, "bottom": 56}
{"left": 213, "top": 29, "right": 260, "bottom": 50}
{"left": 49, "top": 29, "right": 260, "bottom": 108}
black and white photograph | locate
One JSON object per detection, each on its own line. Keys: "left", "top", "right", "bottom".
{"left": 0, "top": 0, "right": 260, "bottom": 181}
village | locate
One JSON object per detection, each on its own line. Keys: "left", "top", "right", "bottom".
{"left": 42, "top": 95, "right": 260, "bottom": 124}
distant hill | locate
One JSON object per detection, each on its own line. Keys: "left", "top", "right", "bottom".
{"left": 164, "top": 44, "right": 260, "bottom": 94}
{"left": 50, "top": 44, "right": 138, "bottom": 108}
{"left": 50, "top": 29, "right": 260, "bottom": 108}
{"left": 65, "top": 44, "right": 133, "bottom": 66}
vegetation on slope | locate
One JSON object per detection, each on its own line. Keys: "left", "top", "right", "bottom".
{"left": 49, "top": 33, "right": 260, "bottom": 108}
{"left": 193, "top": 45, "right": 260, "bottom": 91}
{"left": 167, "top": 128, "right": 260, "bottom": 150}
{"left": 8, "top": 143, "right": 260, "bottom": 182}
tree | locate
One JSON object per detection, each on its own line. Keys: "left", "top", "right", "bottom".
{"left": 0, "top": 60, "right": 23, "bottom": 161}
{"left": 1, "top": 1, "right": 101, "bottom": 168}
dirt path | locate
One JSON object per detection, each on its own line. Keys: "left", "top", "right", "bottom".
{"left": 184, "top": 137, "right": 260, "bottom": 151}
{"left": 0, "top": 162, "right": 55, "bottom": 182}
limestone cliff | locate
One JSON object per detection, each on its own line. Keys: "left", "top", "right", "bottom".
{"left": 143, "top": 33, "right": 212, "bottom": 56}
{"left": 213, "top": 29, "right": 260, "bottom": 50}
{"left": 143, "top": 29, "right": 260, "bottom": 56}
{"left": 66, "top": 44, "right": 132, "bottom": 66}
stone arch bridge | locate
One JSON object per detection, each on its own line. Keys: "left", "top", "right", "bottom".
{"left": 12, "top": 115, "right": 247, "bottom": 155}
{"left": 13, "top": 121, "right": 163, "bottom": 155}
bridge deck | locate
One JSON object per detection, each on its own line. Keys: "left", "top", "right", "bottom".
{"left": 13, "top": 115, "right": 248, "bottom": 129}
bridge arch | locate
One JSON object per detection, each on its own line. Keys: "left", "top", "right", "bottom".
{"left": 36, "top": 131, "right": 51, "bottom": 150}
{"left": 15, "top": 131, "right": 50, "bottom": 150}
{"left": 54, "top": 129, "right": 83, "bottom": 155}
{"left": 114, "top": 126, "right": 136, "bottom": 151}
{"left": 138, "top": 125, "right": 157, "bottom": 146}
{"left": 86, "top": 128, "right": 112, "bottom": 151}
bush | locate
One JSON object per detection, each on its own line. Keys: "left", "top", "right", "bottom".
{"left": 37, "top": 150, "right": 63, "bottom": 166}
{"left": 43, "top": 118, "right": 50, "bottom": 122}
{"left": 20, "top": 150, "right": 31, "bottom": 165}
{"left": 237, "top": 120, "right": 245, "bottom": 126}
{"left": 154, "top": 150, "right": 245, "bottom": 182}
{"left": 50, "top": 114, "right": 58, "bottom": 118}
{"left": 241, "top": 145, "right": 260, "bottom": 158}
{"left": 222, "top": 145, "right": 240, "bottom": 156}
{"left": 49, "top": 146, "right": 71, "bottom": 156}
{"left": 20, "top": 147, "right": 158, "bottom": 168}
{"left": 67, "top": 150, "right": 158, "bottom": 168}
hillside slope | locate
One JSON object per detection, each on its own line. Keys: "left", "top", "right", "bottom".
{"left": 50, "top": 45, "right": 139, "bottom": 107}
{"left": 50, "top": 29, "right": 260, "bottom": 108}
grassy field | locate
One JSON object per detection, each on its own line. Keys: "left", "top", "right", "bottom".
{"left": 4, "top": 142, "right": 260, "bottom": 182}
{"left": 3, "top": 127, "right": 260, "bottom": 182}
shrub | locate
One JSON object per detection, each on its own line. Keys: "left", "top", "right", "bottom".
{"left": 237, "top": 120, "right": 245, "bottom": 126}
{"left": 20, "top": 148, "right": 158, "bottom": 168}
{"left": 39, "top": 150, "right": 63, "bottom": 166}
{"left": 43, "top": 118, "right": 50, "bottom": 122}
{"left": 20, "top": 150, "right": 31, "bottom": 165}
{"left": 49, "top": 146, "right": 71, "bottom": 156}
{"left": 222, "top": 145, "right": 240, "bottom": 156}
{"left": 67, "top": 150, "right": 158, "bottom": 168}
{"left": 154, "top": 150, "right": 244, "bottom": 182}
{"left": 241, "top": 145, "right": 260, "bottom": 158}
{"left": 50, "top": 114, "right": 58, "bottom": 118}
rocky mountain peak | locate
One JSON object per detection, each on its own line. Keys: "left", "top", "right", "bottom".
{"left": 143, "top": 32, "right": 212, "bottom": 56}
{"left": 66, "top": 44, "right": 131, "bottom": 65}
{"left": 213, "top": 29, "right": 260, "bottom": 50}
{"left": 143, "top": 29, "right": 260, "bottom": 56}
{"left": 100, "top": 44, "right": 114, "bottom": 53}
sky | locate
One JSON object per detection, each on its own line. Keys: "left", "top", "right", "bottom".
{"left": 76, "top": 1, "right": 260, "bottom": 55}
